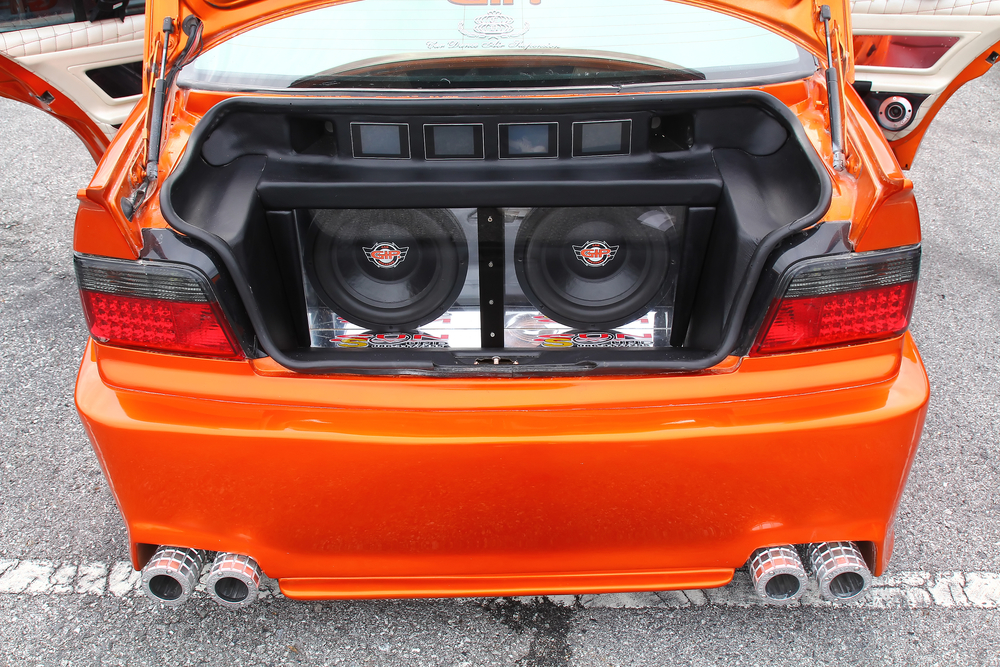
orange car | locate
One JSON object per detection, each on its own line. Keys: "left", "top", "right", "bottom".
{"left": 4, "top": 0, "right": 999, "bottom": 609}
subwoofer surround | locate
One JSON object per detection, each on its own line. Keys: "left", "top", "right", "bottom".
{"left": 305, "top": 208, "right": 469, "bottom": 331}
{"left": 514, "top": 207, "right": 677, "bottom": 329}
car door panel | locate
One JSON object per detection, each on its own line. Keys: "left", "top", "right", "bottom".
{"left": 852, "top": 0, "right": 1000, "bottom": 168}
{"left": 0, "top": 49, "right": 109, "bottom": 161}
{"left": 1, "top": 0, "right": 146, "bottom": 160}
{"left": 1, "top": 14, "right": 144, "bottom": 128}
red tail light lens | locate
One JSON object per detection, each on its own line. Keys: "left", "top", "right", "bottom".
{"left": 754, "top": 248, "right": 919, "bottom": 355}
{"left": 755, "top": 282, "right": 916, "bottom": 354}
{"left": 75, "top": 256, "right": 242, "bottom": 359}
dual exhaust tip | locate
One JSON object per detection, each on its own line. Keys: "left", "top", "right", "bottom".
{"left": 750, "top": 541, "right": 873, "bottom": 604}
{"left": 141, "top": 541, "right": 870, "bottom": 607}
{"left": 140, "top": 546, "right": 263, "bottom": 609}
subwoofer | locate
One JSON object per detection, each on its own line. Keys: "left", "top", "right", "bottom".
{"left": 514, "top": 207, "right": 674, "bottom": 329}
{"left": 305, "top": 208, "right": 469, "bottom": 330}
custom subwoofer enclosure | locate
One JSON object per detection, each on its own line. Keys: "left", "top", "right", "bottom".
{"left": 297, "top": 206, "right": 684, "bottom": 353}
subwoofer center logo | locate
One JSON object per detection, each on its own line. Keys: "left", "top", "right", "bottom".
{"left": 573, "top": 241, "right": 619, "bottom": 267}
{"left": 363, "top": 242, "right": 409, "bottom": 269}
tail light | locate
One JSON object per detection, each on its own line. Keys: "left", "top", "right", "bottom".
{"left": 74, "top": 255, "right": 243, "bottom": 359}
{"left": 753, "top": 247, "right": 920, "bottom": 355}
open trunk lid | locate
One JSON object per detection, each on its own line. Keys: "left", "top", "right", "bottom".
{"left": 149, "top": 0, "right": 853, "bottom": 70}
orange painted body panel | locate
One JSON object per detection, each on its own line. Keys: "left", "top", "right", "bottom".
{"left": 854, "top": 185, "right": 921, "bottom": 253}
{"left": 76, "top": 332, "right": 928, "bottom": 597}
{"left": 72, "top": 96, "right": 151, "bottom": 260}
{"left": 74, "top": 197, "right": 140, "bottom": 260}
{"left": 280, "top": 570, "right": 736, "bottom": 600}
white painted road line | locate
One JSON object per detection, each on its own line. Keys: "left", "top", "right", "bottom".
{"left": 570, "top": 570, "right": 1000, "bottom": 609}
{"left": 1, "top": 560, "right": 999, "bottom": 608}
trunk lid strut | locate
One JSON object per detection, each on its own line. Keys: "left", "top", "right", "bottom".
{"left": 820, "top": 4, "right": 846, "bottom": 172}
{"left": 122, "top": 15, "right": 203, "bottom": 220}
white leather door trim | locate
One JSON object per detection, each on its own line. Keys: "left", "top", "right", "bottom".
{"left": 17, "top": 41, "right": 143, "bottom": 127}
{"left": 0, "top": 15, "right": 143, "bottom": 58}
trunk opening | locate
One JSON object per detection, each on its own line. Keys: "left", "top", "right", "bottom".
{"left": 160, "top": 91, "right": 831, "bottom": 374}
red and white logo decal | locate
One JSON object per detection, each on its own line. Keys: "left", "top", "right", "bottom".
{"left": 331, "top": 332, "right": 449, "bottom": 349}
{"left": 531, "top": 332, "right": 652, "bottom": 348}
{"left": 573, "top": 241, "right": 619, "bottom": 267}
{"left": 363, "top": 242, "right": 409, "bottom": 269}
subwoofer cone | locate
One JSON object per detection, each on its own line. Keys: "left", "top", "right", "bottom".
{"left": 514, "top": 207, "right": 673, "bottom": 329}
{"left": 306, "top": 209, "right": 468, "bottom": 330}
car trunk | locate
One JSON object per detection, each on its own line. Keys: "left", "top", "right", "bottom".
{"left": 160, "top": 90, "right": 831, "bottom": 374}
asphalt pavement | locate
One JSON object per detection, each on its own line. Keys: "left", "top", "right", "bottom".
{"left": 1, "top": 66, "right": 1000, "bottom": 665}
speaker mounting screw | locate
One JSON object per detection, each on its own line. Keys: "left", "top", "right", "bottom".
{"left": 488, "top": 261, "right": 494, "bottom": 268}
{"left": 490, "top": 332, "right": 496, "bottom": 337}
{"left": 487, "top": 216, "right": 494, "bottom": 223}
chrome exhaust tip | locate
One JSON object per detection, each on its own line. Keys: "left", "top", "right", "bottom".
{"left": 749, "top": 545, "right": 808, "bottom": 603}
{"left": 807, "top": 541, "right": 872, "bottom": 602}
{"left": 140, "top": 546, "right": 205, "bottom": 606}
{"left": 205, "top": 552, "right": 263, "bottom": 609}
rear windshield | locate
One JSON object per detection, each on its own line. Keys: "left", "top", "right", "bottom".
{"left": 178, "top": 0, "right": 814, "bottom": 91}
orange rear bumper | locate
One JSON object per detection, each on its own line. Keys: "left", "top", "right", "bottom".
{"left": 75, "top": 334, "right": 928, "bottom": 599}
